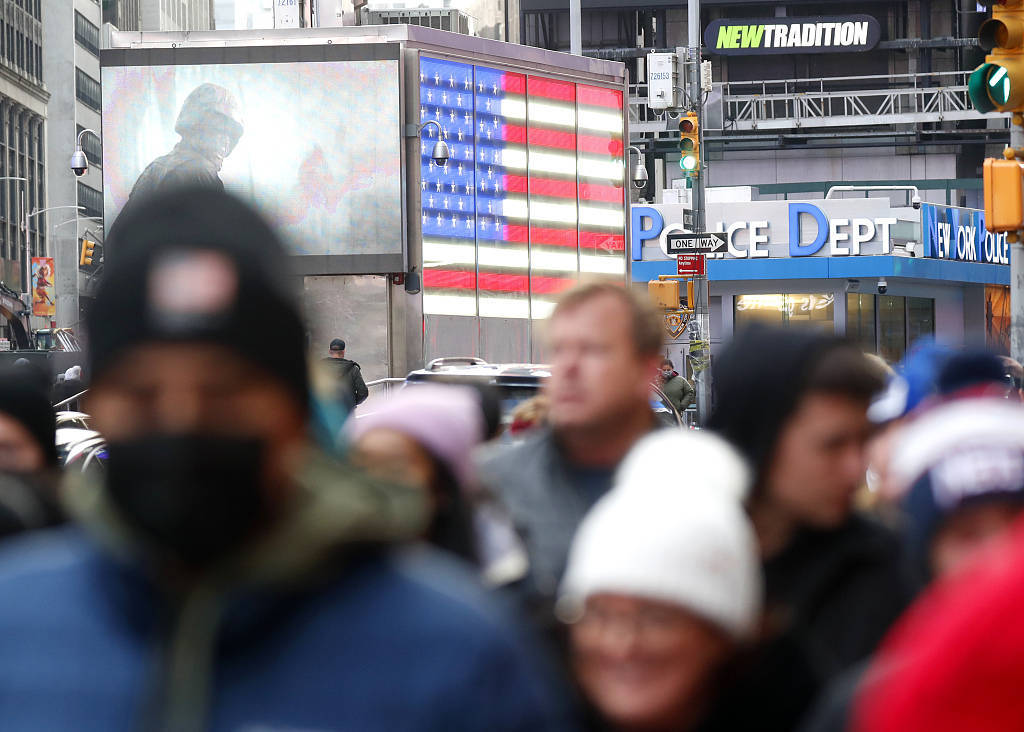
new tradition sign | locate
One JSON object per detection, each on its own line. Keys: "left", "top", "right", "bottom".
{"left": 705, "top": 16, "right": 881, "bottom": 55}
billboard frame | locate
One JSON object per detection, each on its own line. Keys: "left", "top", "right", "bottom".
{"left": 101, "top": 42, "right": 407, "bottom": 276}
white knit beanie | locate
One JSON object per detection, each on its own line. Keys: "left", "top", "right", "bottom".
{"left": 558, "top": 430, "right": 762, "bottom": 639}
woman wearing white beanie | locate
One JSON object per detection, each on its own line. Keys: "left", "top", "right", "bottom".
{"left": 558, "top": 430, "right": 762, "bottom": 731}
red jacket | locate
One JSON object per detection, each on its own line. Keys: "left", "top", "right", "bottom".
{"left": 854, "top": 518, "right": 1024, "bottom": 731}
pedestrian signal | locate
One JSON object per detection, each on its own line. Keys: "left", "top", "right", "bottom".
{"left": 984, "top": 156, "right": 1024, "bottom": 232}
{"left": 648, "top": 280, "right": 679, "bottom": 310}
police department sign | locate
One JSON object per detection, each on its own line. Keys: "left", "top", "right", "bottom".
{"left": 705, "top": 15, "right": 881, "bottom": 56}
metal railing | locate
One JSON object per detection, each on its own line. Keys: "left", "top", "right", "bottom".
{"left": 630, "top": 70, "right": 993, "bottom": 138}
{"left": 53, "top": 389, "right": 88, "bottom": 410}
{"left": 365, "top": 377, "right": 406, "bottom": 398}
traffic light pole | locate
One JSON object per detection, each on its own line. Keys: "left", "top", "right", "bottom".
{"left": 687, "top": 0, "right": 713, "bottom": 426}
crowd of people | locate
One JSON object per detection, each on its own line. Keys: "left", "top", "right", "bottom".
{"left": 0, "top": 187, "right": 1019, "bottom": 730}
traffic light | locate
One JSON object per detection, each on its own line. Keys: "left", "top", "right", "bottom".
{"left": 984, "top": 155, "right": 1024, "bottom": 231}
{"left": 678, "top": 112, "right": 699, "bottom": 174}
{"left": 79, "top": 238, "right": 95, "bottom": 267}
{"left": 969, "top": 0, "right": 1024, "bottom": 113}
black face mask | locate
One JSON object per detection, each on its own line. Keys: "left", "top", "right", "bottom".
{"left": 105, "top": 434, "right": 268, "bottom": 567}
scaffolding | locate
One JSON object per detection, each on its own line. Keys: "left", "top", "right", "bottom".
{"left": 630, "top": 70, "right": 1003, "bottom": 139}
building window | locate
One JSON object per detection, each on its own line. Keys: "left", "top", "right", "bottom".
{"left": 878, "top": 295, "right": 907, "bottom": 363}
{"left": 77, "top": 182, "right": 102, "bottom": 219}
{"left": 907, "top": 297, "right": 935, "bottom": 351}
{"left": 845, "top": 294, "right": 935, "bottom": 363}
{"left": 76, "top": 125, "right": 102, "bottom": 168}
{"left": 734, "top": 293, "right": 835, "bottom": 334}
{"left": 75, "top": 12, "right": 100, "bottom": 57}
{"left": 75, "top": 68, "right": 101, "bottom": 112}
{"left": 847, "top": 293, "right": 876, "bottom": 354}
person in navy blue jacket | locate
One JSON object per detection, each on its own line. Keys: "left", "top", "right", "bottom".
{"left": 0, "top": 188, "right": 572, "bottom": 732}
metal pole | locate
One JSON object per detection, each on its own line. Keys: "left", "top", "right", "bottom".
{"left": 1012, "top": 117, "right": 1024, "bottom": 365}
{"left": 21, "top": 186, "right": 28, "bottom": 296}
{"left": 687, "top": 0, "right": 713, "bottom": 426}
{"left": 570, "top": 0, "right": 582, "bottom": 55}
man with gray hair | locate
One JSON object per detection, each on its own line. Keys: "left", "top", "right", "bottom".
{"left": 478, "top": 281, "right": 664, "bottom": 602}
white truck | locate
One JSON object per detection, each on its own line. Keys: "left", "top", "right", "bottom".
{"left": 101, "top": 25, "right": 630, "bottom": 381}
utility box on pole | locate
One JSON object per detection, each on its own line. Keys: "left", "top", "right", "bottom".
{"left": 646, "top": 52, "right": 680, "bottom": 111}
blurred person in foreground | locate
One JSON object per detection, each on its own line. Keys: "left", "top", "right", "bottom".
{"left": 1002, "top": 355, "right": 1024, "bottom": 401}
{"left": 558, "top": 430, "right": 761, "bottom": 732}
{"left": 0, "top": 371, "right": 62, "bottom": 538}
{"left": 348, "top": 384, "right": 528, "bottom": 587}
{"left": 800, "top": 381, "right": 1024, "bottom": 732}
{"left": 706, "top": 325, "right": 908, "bottom": 731}
{"left": 508, "top": 394, "right": 550, "bottom": 438}
{"left": 0, "top": 189, "right": 570, "bottom": 731}
{"left": 477, "top": 281, "right": 664, "bottom": 602}
{"left": 853, "top": 398, "right": 1024, "bottom": 731}
{"left": 659, "top": 357, "right": 694, "bottom": 414}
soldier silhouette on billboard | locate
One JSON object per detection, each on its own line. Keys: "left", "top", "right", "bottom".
{"left": 128, "top": 83, "right": 244, "bottom": 203}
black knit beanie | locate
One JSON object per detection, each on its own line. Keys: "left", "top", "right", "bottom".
{"left": 0, "top": 370, "right": 57, "bottom": 467}
{"left": 90, "top": 188, "right": 309, "bottom": 410}
{"left": 707, "top": 325, "right": 842, "bottom": 487}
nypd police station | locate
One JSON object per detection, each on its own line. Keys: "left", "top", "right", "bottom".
{"left": 630, "top": 194, "right": 1011, "bottom": 363}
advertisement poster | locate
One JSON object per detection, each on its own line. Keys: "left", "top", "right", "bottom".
{"left": 31, "top": 257, "right": 55, "bottom": 318}
{"left": 101, "top": 59, "right": 402, "bottom": 259}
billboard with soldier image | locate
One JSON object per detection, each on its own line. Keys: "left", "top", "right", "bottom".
{"left": 101, "top": 48, "right": 403, "bottom": 273}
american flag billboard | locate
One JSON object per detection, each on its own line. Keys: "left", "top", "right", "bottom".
{"left": 419, "top": 55, "right": 625, "bottom": 332}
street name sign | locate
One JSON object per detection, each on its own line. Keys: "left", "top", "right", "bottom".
{"left": 666, "top": 232, "right": 727, "bottom": 254}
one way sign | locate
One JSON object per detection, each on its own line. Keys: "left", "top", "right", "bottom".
{"left": 666, "top": 232, "right": 727, "bottom": 255}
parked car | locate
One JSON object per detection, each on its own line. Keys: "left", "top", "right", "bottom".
{"left": 402, "top": 357, "right": 685, "bottom": 429}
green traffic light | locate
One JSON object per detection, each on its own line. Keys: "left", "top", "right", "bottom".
{"left": 990, "top": 65, "right": 1011, "bottom": 105}
{"left": 969, "top": 62, "right": 999, "bottom": 113}
{"left": 680, "top": 155, "right": 697, "bottom": 172}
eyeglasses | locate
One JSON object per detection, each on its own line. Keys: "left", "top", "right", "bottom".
{"left": 573, "top": 604, "right": 689, "bottom": 645}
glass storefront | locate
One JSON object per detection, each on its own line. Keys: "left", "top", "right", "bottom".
{"left": 734, "top": 294, "right": 835, "bottom": 334}
{"left": 878, "top": 296, "right": 907, "bottom": 363}
{"left": 847, "top": 294, "right": 876, "bottom": 355}
{"left": 846, "top": 294, "right": 935, "bottom": 362}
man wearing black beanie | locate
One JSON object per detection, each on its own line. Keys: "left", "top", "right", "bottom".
{"left": 0, "top": 188, "right": 572, "bottom": 731}
{"left": 0, "top": 370, "right": 62, "bottom": 538}
{"left": 702, "top": 325, "right": 910, "bottom": 732}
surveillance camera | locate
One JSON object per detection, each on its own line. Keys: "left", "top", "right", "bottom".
{"left": 69, "top": 149, "right": 88, "bottom": 177}
{"left": 911, "top": 194, "right": 922, "bottom": 210}
{"left": 632, "top": 178, "right": 647, "bottom": 190}
{"left": 430, "top": 139, "right": 450, "bottom": 167}
{"left": 878, "top": 278, "right": 888, "bottom": 295}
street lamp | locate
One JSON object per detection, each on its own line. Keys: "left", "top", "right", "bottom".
{"left": 70, "top": 128, "right": 98, "bottom": 177}
{"left": 418, "top": 120, "right": 450, "bottom": 167}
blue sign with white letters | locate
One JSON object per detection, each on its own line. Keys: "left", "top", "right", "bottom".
{"left": 920, "top": 204, "right": 1009, "bottom": 266}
